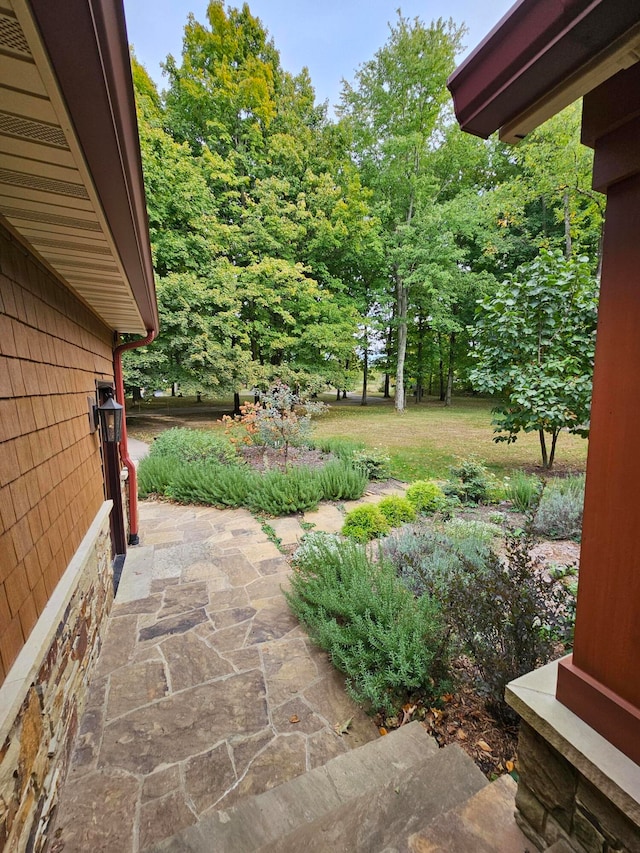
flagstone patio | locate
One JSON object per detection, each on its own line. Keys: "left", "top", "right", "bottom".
{"left": 50, "top": 500, "right": 382, "bottom": 852}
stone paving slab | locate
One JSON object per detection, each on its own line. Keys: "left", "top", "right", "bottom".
{"left": 51, "top": 500, "right": 378, "bottom": 852}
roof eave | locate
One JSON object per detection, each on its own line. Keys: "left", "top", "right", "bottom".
{"left": 29, "top": 0, "right": 159, "bottom": 333}
{"left": 448, "top": 0, "right": 640, "bottom": 143}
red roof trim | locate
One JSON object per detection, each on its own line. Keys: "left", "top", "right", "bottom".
{"left": 448, "top": 0, "right": 640, "bottom": 140}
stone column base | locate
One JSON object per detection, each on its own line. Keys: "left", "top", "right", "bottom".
{"left": 506, "top": 659, "right": 640, "bottom": 852}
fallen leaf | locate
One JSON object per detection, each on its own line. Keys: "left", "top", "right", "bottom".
{"left": 430, "top": 707, "right": 443, "bottom": 722}
{"left": 289, "top": 715, "right": 300, "bottom": 724}
{"left": 477, "top": 739, "right": 493, "bottom": 753}
{"left": 456, "top": 729, "right": 468, "bottom": 741}
{"left": 441, "top": 693, "right": 454, "bottom": 703}
{"left": 379, "top": 727, "right": 388, "bottom": 736}
{"left": 334, "top": 717, "right": 353, "bottom": 736}
{"left": 506, "top": 760, "right": 515, "bottom": 773}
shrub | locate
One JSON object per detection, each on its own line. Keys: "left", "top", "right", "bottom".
{"left": 377, "top": 496, "right": 416, "bottom": 526}
{"left": 249, "top": 467, "right": 324, "bottom": 515}
{"left": 351, "top": 448, "right": 392, "bottom": 480}
{"left": 150, "top": 427, "right": 236, "bottom": 465}
{"left": 285, "top": 538, "right": 449, "bottom": 714}
{"left": 444, "top": 529, "right": 575, "bottom": 719}
{"left": 291, "top": 530, "right": 342, "bottom": 567}
{"left": 137, "top": 456, "right": 180, "bottom": 498}
{"left": 317, "top": 460, "right": 368, "bottom": 502}
{"left": 167, "top": 463, "right": 257, "bottom": 508}
{"left": 341, "top": 504, "right": 390, "bottom": 542}
{"left": 443, "top": 456, "right": 493, "bottom": 504}
{"left": 442, "top": 518, "right": 502, "bottom": 546}
{"left": 383, "top": 521, "right": 493, "bottom": 599}
{"left": 506, "top": 471, "right": 542, "bottom": 512}
{"left": 405, "top": 480, "right": 447, "bottom": 514}
{"left": 533, "top": 476, "right": 584, "bottom": 540}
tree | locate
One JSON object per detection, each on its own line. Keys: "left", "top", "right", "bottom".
{"left": 339, "top": 14, "right": 464, "bottom": 412}
{"left": 470, "top": 249, "right": 598, "bottom": 469}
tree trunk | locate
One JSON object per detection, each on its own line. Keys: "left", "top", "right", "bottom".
{"left": 444, "top": 331, "right": 456, "bottom": 407}
{"left": 548, "top": 429, "right": 560, "bottom": 470}
{"left": 415, "top": 316, "right": 424, "bottom": 403}
{"left": 233, "top": 391, "right": 241, "bottom": 415}
{"left": 384, "top": 373, "right": 391, "bottom": 398}
{"left": 539, "top": 429, "right": 549, "bottom": 469}
{"left": 361, "top": 327, "right": 369, "bottom": 406}
{"left": 132, "top": 386, "right": 143, "bottom": 403}
{"left": 564, "top": 189, "right": 572, "bottom": 259}
{"left": 395, "top": 272, "right": 408, "bottom": 413}
{"left": 342, "top": 390, "right": 347, "bottom": 399}
{"left": 171, "top": 383, "right": 177, "bottom": 397}
{"left": 438, "top": 333, "right": 445, "bottom": 402}
{"left": 196, "top": 391, "right": 202, "bottom": 403}
{"left": 336, "top": 389, "right": 341, "bottom": 401}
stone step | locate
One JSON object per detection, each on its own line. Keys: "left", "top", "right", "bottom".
{"left": 406, "top": 773, "right": 530, "bottom": 852}
{"left": 147, "top": 722, "right": 486, "bottom": 853}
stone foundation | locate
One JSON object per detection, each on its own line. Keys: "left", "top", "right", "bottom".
{"left": 507, "top": 660, "right": 640, "bottom": 853}
{"left": 0, "top": 502, "right": 114, "bottom": 852}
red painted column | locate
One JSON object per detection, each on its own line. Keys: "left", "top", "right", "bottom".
{"left": 556, "top": 68, "right": 640, "bottom": 764}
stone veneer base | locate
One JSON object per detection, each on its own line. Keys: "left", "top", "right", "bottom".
{"left": 506, "top": 658, "right": 640, "bottom": 852}
{"left": 0, "top": 501, "right": 114, "bottom": 852}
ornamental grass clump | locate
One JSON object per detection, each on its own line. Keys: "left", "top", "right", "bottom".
{"left": 341, "top": 504, "right": 390, "bottom": 542}
{"left": 285, "top": 538, "right": 449, "bottom": 714}
{"left": 505, "top": 471, "right": 542, "bottom": 513}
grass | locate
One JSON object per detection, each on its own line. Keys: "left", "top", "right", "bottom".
{"left": 127, "top": 393, "right": 589, "bottom": 481}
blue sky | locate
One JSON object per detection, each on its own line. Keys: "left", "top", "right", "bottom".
{"left": 123, "top": 0, "right": 514, "bottom": 111}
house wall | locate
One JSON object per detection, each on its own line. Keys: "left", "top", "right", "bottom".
{"left": 0, "top": 222, "right": 115, "bottom": 681}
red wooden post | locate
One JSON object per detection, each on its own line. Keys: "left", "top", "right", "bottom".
{"left": 556, "top": 65, "right": 640, "bottom": 764}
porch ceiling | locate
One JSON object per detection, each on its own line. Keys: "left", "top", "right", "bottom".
{"left": 0, "top": 0, "right": 157, "bottom": 335}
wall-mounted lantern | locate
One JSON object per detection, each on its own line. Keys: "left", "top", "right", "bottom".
{"left": 97, "top": 387, "right": 124, "bottom": 443}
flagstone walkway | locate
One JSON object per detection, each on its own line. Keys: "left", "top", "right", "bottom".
{"left": 50, "top": 500, "right": 383, "bottom": 852}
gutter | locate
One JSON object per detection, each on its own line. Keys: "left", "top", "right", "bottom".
{"left": 114, "top": 329, "right": 157, "bottom": 545}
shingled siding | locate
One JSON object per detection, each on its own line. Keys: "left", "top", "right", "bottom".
{"left": 0, "top": 223, "right": 115, "bottom": 682}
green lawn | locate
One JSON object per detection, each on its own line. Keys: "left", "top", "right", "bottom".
{"left": 126, "top": 392, "right": 589, "bottom": 481}
{"left": 311, "top": 395, "right": 588, "bottom": 480}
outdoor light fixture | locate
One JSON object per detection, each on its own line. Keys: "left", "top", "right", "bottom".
{"left": 97, "top": 387, "right": 124, "bottom": 443}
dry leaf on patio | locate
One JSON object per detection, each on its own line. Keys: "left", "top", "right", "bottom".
{"left": 334, "top": 717, "right": 353, "bottom": 736}
{"left": 476, "top": 739, "right": 493, "bottom": 752}
{"left": 506, "top": 760, "right": 515, "bottom": 773}
{"left": 379, "top": 727, "right": 388, "bottom": 736}
{"left": 289, "top": 715, "right": 300, "bottom": 724}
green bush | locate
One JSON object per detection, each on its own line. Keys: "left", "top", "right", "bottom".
{"left": 150, "top": 427, "right": 237, "bottom": 465}
{"left": 443, "top": 456, "right": 492, "bottom": 504}
{"left": 506, "top": 471, "right": 542, "bottom": 512}
{"left": 137, "top": 456, "right": 180, "bottom": 498}
{"left": 317, "top": 460, "right": 368, "bottom": 501}
{"left": 341, "top": 504, "right": 391, "bottom": 542}
{"left": 249, "top": 467, "right": 324, "bottom": 515}
{"left": 167, "top": 463, "right": 257, "bottom": 508}
{"left": 285, "top": 538, "right": 449, "bottom": 714}
{"left": 377, "top": 495, "right": 416, "bottom": 526}
{"left": 533, "top": 476, "right": 584, "bottom": 540}
{"left": 405, "top": 480, "right": 447, "bottom": 514}
{"left": 351, "top": 448, "right": 392, "bottom": 480}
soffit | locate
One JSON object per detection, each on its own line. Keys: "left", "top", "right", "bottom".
{"left": 0, "top": 0, "right": 147, "bottom": 333}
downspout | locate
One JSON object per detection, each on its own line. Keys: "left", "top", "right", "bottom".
{"left": 113, "top": 329, "right": 157, "bottom": 545}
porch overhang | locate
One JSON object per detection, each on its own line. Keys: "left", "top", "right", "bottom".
{"left": 0, "top": 0, "right": 158, "bottom": 335}
{"left": 447, "top": 0, "right": 640, "bottom": 143}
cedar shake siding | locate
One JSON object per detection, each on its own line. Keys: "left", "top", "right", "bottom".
{"left": 0, "top": 222, "right": 115, "bottom": 682}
